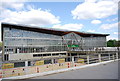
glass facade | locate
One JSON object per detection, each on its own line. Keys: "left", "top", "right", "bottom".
{"left": 3, "top": 26, "right": 107, "bottom": 56}
{"left": 4, "top": 27, "right": 67, "bottom": 54}
{"left": 82, "top": 37, "right": 106, "bottom": 50}
{"left": 63, "top": 33, "right": 83, "bottom": 51}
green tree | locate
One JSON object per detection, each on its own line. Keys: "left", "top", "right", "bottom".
{"left": 0, "top": 42, "right": 2, "bottom": 47}
{"left": 107, "top": 40, "right": 120, "bottom": 47}
{"left": 116, "top": 40, "right": 120, "bottom": 47}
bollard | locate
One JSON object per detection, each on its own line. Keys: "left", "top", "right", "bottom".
{"left": 37, "top": 67, "right": 39, "bottom": 73}
{"left": 68, "top": 63, "right": 70, "bottom": 68}
{"left": 68, "top": 66, "right": 69, "bottom": 68}
{"left": 68, "top": 63, "right": 69, "bottom": 66}
{"left": 0, "top": 72, "right": 2, "bottom": 78}
{"left": 75, "top": 64, "right": 76, "bottom": 67}
{"left": 46, "top": 65, "right": 48, "bottom": 68}
{"left": 12, "top": 70, "right": 15, "bottom": 74}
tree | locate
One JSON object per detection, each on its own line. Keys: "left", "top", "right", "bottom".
{"left": 0, "top": 42, "right": 2, "bottom": 47}
{"left": 107, "top": 40, "right": 120, "bottom": 47}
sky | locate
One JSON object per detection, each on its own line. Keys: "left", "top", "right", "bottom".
{"left": 0, "top": 0, "right": 119, "bottom": 41}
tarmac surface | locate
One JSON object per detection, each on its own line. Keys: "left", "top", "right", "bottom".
{"left": 30, "top": 60, "right": 119, "bottom": 79}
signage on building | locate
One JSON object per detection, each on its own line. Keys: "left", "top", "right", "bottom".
{"left": 68, "top": 45, "right": 79, "bottom": 47}
{"left": 58, "top": 59, "right": 65, "bottom": 63}
{"left": 77, "top": 59, "right": 84, "bottom": 63}
{"left": 2, "top": 63, "right": 14, "bottom": 69}
{"left": 35, "top": 60, "right": 44, "bottom": 66}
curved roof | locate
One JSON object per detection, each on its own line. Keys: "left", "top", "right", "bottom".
{"left": 1, "top": 23, "right": 109, "bottom": 39}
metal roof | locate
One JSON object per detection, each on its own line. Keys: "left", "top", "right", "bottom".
{"left": 1, "top": 23, "right": 109, "bottom": 41}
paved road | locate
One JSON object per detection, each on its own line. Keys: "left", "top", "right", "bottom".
{"left": 30, "top": 60, "right": 119, "bottom": 79}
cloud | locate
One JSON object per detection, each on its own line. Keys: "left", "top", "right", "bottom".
{"left": 52, "top": 23, "right": 84, "bottom": 31}
{"left": 0, "top": 0, "right": 61, "bottom": 26}
{"left": 106, "top": 18, "right": 118, "bottom": 22}
{"left": 0, "top": 0, "right": 25, "bottom": 10}
{"left": 91, "top": 20, "right": 101, "bottom": 24}
{"left": 71, "top": 0, "right": 118, "bottom": 20}
{"left": 87, "top": 30, "right": 95, "bottom": 32}
{"left": 100, "top": 22, "right": 118, "bottom": 29}
{"left": 107, "top": 36, "right": 118, "bottom": 41}
{"left": 0, "top": 8, "right": 60, "bottom": 26}
{"left": 113, "top": 32, "right": 118, "bottom": 35}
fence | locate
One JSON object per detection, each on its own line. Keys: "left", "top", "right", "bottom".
{"left": 0, "top": 52, "right": 119, "bottom": 79}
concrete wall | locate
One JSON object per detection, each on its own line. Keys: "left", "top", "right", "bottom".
{"left": 9, "top": 53, "right": 33, "bottom": 60}
{"left": 9, "top": 52, "right": 67, "bottom": 61}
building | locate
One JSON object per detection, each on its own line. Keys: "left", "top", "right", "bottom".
{"left": 1, "top": 23, "right": 109, "bottom": 68}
